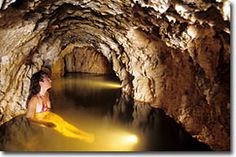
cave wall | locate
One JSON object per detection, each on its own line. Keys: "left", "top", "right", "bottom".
{"left": 64, "top": 46, "right": 113, "bottom": 74}
{"left": 0, "top": 0, "right": 230, "bottom": 150}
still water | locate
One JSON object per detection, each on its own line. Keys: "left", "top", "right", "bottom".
{"left": 0, "top": 73, "right": 211, "bottom": 151}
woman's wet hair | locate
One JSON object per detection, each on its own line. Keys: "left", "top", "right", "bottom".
{"left": 28, "top": 70, "right": 50, "bottom": 99}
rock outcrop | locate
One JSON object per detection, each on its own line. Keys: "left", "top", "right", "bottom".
{"left": 0, "top": 0, "right": 230, "bottom": 150}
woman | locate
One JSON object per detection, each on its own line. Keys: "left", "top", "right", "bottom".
{"left": 26, "top": 70, "right": 52, "bottom": 118}
{"left": 26, "top": 70, "right": 94, "bottom": 143}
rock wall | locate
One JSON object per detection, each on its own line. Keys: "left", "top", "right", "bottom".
{"left": 0, "top": 0, "right": 230, "bottom": 150}
{"left": 64, "top": 46, "right": 113, "bottom": 74}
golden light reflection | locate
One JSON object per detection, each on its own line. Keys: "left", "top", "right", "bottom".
{"left": 92, "top": 81, "right": 122, "bottom": 88}
{"left": 126, "top": 135, "right": 138, "bottom": 144}
{"left": 67, "top": 78, "right": 122, "bottom": 89}
{"left": 26, "top": 110, "right": 141, "bottom": 151}
{"left": 108, "top": 133, "right": 138, "bottom": 147}
{"left": 90, "top": 129, "right": 139, "bottom": 151}
{"left": 33, "top": 111, "right": 94, "bottom": 144}
{"left": 53, "top": 77, "right": 122, "bottom": 92}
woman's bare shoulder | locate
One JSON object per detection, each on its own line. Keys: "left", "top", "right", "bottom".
{"left": 28, "top": 96, "right": 39, "bottom": 105}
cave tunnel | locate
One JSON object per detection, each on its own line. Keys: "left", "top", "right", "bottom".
{"left": 0, "top": 0, "right": 230, "bottom": 152}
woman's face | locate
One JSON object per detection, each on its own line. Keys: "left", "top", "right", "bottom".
{"left": 40, "top": 75, "right": 52, "bottom": 90}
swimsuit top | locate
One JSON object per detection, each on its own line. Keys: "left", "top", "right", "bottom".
{"left": 35, "top": 95, "right": 47, "bottom": 113}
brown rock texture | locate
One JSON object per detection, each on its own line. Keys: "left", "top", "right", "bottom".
{"left": 0, "top": 0, "right": 230, "bottom": 151}
{"left": 64, "top": 47, "right": 113, "bottom": 74}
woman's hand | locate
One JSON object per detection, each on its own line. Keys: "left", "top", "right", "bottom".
{"left": 46, "top": 107, "right": 51, "bottom": 112}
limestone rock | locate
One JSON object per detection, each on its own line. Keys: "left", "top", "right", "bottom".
{"left": 64, "top": 47, "right": 113, "bottom": 74}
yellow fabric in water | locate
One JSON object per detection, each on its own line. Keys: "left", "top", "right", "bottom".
{"left": 33, "top": 111, "right": 94, "bottom": 143}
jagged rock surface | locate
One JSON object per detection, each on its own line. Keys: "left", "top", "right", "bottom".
{"left": 64, "top": 46, "right": 113, "bottom": 74}
{"left": 0, "top": 0, "right": 230, "bottom": 150}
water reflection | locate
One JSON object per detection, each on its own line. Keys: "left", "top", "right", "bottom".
{"left": 0, "top": 73, "right": 212, "bottom": 151}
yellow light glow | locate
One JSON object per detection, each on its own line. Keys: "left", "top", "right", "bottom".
{"left": 94, "top": 81, "right": 122, "bottom": 88}
{"left": 54, "top": 78, "right": 122, "bottom": 90}
{"left": 27, "top": 111, "right": 141, "bottom": 151}
{"left": 126, "top": 135, "right": 138, "bottom": 144}
{"left": 104, "top": 132, "right": 139, "bottom": 150}
{"left": 118, "top": 134, "right": 138, "bottom": 146}
{"left": 76, "top": 79, "right": 122, "bottom": 89}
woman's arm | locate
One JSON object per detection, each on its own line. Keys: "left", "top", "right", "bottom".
{"left": 46, "top": 92, "right": 51, "bottom": 110}
{"left": 26, "top": 97, "right": 37, "bottom": 118}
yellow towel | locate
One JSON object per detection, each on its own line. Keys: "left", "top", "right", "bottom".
{"left": 33, "top": 111, "right": 94, "bottom": 143}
